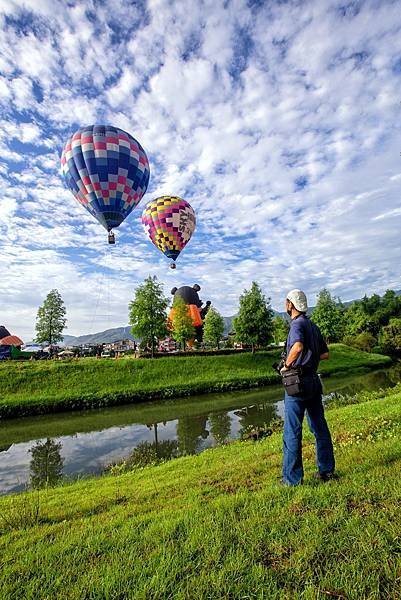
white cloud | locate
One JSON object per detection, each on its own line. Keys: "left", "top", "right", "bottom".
{"left": 0, "top": 0, "right": 401, "bottom": 339}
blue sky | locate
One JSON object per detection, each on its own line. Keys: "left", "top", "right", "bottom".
{"left": 1, "top": 0, "right": 401, "bottom": 340}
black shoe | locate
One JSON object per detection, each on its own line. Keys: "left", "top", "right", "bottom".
{"left": 315, "top": 471, "right": 338, "bottom": 482}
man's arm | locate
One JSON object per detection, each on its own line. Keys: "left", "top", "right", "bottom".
{"left": 320, "top": 352, "right": 329, "bottom": 360}
{"left": 281, "top": 341, "right": 303, "bottom": 371}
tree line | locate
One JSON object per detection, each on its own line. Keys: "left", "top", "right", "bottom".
{"left": 310, "top": 288, "right": 401, "bottom": 354}
{"left": 129, "top": 277, "right": 276, "bottom": 355}
{"left": 33, "top": 283, "right": 401, "bottom": 356}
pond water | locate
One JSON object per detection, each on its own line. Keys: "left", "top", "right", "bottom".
{"left": 0, "top": 364, "right": 399, "bottom": 495}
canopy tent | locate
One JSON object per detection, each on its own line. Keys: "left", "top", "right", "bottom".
{"left": 0, "top": 326, "right": 11, "bottom": 339}
{"left": 22, "top": 345, "right": 43, "bottom": 353}
{"left": 0, "top": 335, "right": 24, "bottom": 346}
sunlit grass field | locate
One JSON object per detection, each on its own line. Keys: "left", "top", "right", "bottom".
{"left": 0, "top": 386, "right": 400, "bottom": 599}
{"left": 0, "top": 344, "right": 392, "bottom": 418}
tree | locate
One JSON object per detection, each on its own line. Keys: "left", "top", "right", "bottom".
{"left": 361, "top": 293, "right": 382, "bottom": 315}
{"left": 381, "top": 318, "right": 401, "bottom": 355}
{"left": 35, "top": 289, "right": 67, "bottom": 347}
{"left": 170, "top": 295, "right": 195, "bottom": 351}
{"left": 382, "top": 290, "right": 401, "bottom": 318}
{"left": 272, "top": 316, "right": 290, "bottom": 345}
{"left": 203, "top": 306, "right": 225, "bottom": 349}
{"left": 233, "top": 282, "right": 274, "bottom": 353}
{"left": 343, "top": 290, "right": 401, "bottom": 339}
{"left": 310, "top": 289, "right": 344, "bottom": 342}
{"left": 129, "top": 276, "right": 169, "bottom": 358}
{"left": 343, "top": 302, "right": 372, "bottom": 336}
{"left": 29, "top": 438, "right": 64, "bottom": 489}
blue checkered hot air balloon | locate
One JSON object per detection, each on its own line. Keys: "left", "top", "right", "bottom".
{"left": 61, "top": 125, "right": 150, "bottom": 243}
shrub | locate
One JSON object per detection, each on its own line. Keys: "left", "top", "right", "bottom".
{"left": 381, "top": 318, "right": 401, "bottom": 355}
{"left": 342, "top": 332, "right": 377, "bottom": 353}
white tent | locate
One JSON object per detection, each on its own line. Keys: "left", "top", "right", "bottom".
{"left": 22, "top": 345, "right": 42, "bottom": 353}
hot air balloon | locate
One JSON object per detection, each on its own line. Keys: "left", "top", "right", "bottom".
{"left": 141, "top": 196, "right": 196, "bottom": 268}
{"left": 0, "top": 335, "right": 23, "bottom": 347}
{"left": 61, "top": 125, "right": 150, "bottom": 244}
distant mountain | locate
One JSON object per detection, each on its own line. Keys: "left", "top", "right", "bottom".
{"left": 62, "top": 326, "right": 138, "bottom": 346}
{"left": 223, "top": 316, "right": 235, "bottom": 335}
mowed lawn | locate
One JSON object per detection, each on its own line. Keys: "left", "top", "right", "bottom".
{"left": 0, "top": 386, "right": 400, "bottom": 599}
{"left": 0, "top": 344, "right": 392, "bottom": 418}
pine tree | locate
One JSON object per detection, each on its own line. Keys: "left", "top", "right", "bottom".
{"left": 233, "top": 282, "right": 274, "bottom": 353}
{"left": 129, "top": 276, "right": 169, "bottom": 358}
{"left": 203, "top": 306, "right": 225, "bottom": 349}
{"left": 35, "top": 289, "right": 67, "bottom": 347}
{"left": 311, "top": 289, "right": 344, "bottom": 342}
{"left": 171, "top": 295, "right": 195, "bottom": 351}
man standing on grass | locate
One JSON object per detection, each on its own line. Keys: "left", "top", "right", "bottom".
{"left": 280, "top": 289, "right": 336, "bottom": 486}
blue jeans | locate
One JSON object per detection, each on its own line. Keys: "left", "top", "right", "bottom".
{"left": 282, "top": 374, "right": 335, "bottom": 486}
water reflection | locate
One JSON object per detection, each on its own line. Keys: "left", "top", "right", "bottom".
{"left": 0, "top": 364, "right": 399, "bottom": 496}
{"left": 29, "top": 438, "right": 64, "bottom": 489}
{"left": 209, "top": 413, "right": 231, "bottom": 445}
{"left": 120, "top": 439, "right": 179, "bottom": 469}
{"left": 144, "top": 424, "right": 179, "bottom": 459}
{"left": 234, "top": 402, "right": 278, "bottom": 437}
{"left": 177, "top": 416, "right": 210, "bottom": 455}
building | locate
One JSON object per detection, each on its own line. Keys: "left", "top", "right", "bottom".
{"left": 102, "top": 339, "right": 137, "bottom": 353}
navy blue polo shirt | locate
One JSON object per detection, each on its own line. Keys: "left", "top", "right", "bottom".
{"left": 286, "top": 314, "right": 328, "bottom": 372}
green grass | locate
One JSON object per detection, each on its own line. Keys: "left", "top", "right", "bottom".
{"left": 0, "top": 344, "right": 392, "bottom": 418}
{"left": 0, "top": 386, "right": 400, "bottom": 599}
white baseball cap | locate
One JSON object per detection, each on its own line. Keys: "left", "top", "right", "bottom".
{"left": 286, "top": 289, "right": 308, "bottom": 312}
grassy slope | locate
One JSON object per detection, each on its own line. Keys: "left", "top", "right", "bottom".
{"left": 0, "top": 344, "right": 392, "bottom": 418}
{"left": 0, "top": 388, "right": 400, "bottom": 599}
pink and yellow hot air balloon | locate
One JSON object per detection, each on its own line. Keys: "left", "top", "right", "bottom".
{"left": 141, "top": 196, "right": 196, "bottom": 268}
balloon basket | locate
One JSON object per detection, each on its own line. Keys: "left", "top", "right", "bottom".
{"left": 170, "top": 261, "right": 176, "bottom": 269}
{"left": 108, "top": 232, "right": 116, "bottom": 245}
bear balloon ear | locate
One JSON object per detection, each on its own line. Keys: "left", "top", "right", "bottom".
{"left": 193, "top": 284, "right": 201, "bottom": 291}
{"left": 171, "top": 287, "right": 177, "bottom": 295}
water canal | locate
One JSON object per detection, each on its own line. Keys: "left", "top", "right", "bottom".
{"left": 1, "top": 364, "right": 399, "bottom": 495}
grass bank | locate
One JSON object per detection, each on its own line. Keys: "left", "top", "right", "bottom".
{"left": 0, "top": 386, "right": 400, "bottom": 599}
{"left": 0, "top": 344, "right": 391, "bottom": 418}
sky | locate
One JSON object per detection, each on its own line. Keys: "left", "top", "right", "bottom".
{"left": 1, "top": 0, "right": 401, "bottom": 341}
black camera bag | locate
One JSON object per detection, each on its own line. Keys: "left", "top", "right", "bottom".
{"left": 282, "top": 367, "right": 303, "bottom": 396}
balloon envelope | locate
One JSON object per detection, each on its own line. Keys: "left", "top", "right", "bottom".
{"left": 61, "top": 125, "right": 150, "bottom": 231}
{"left": 0, "top": 335, "right": 23, "bottom": 346}
{"left": 0, "top": 326, "right": 10, "bottom": 339}
{"left": 142, "top": 196, "right": 196, "bottom": 261}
